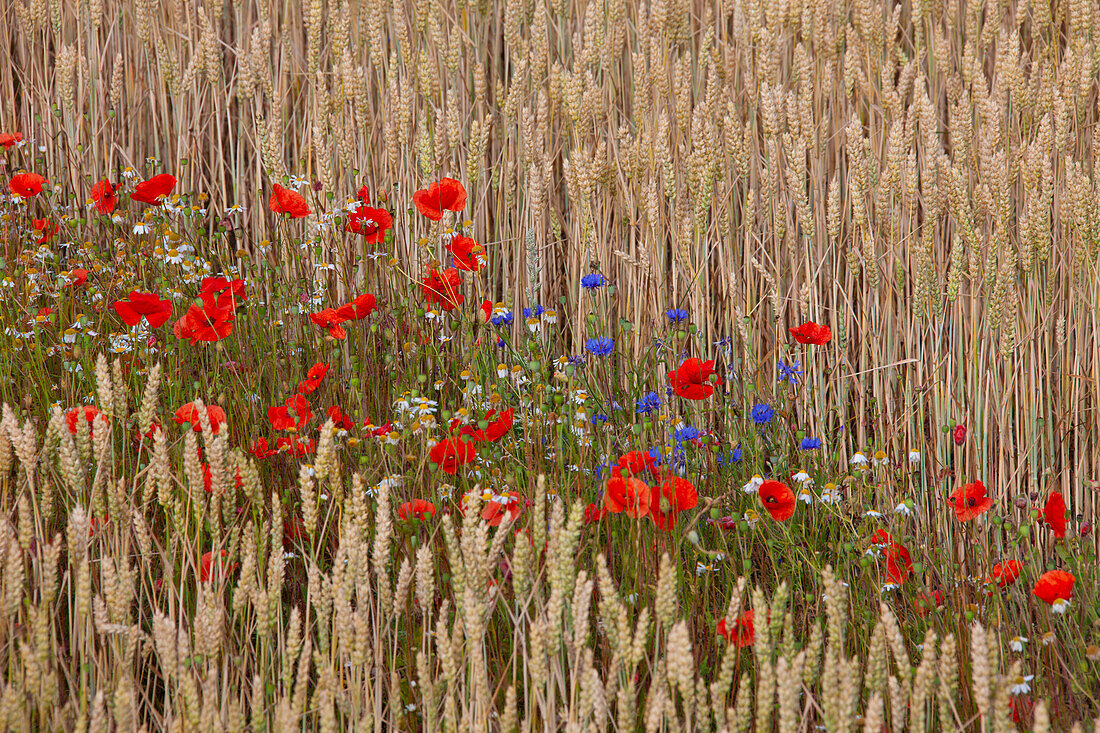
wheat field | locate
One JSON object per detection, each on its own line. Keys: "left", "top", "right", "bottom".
{"left": 1, "top": 0, "right": 1100, "bottom": 729}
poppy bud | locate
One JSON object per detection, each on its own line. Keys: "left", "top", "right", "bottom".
{"left": 1014, "top": 496, "right": 1028, "bottom": 509}
{"left": 1081, "top": 522, "right": 1092, "bottom": 536}
{"left": 952, "top": 425, "right": 966, "bottom": 445}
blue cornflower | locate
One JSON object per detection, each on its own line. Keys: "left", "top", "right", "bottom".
{"left": 777, "top": 360, "right": 803, "bottom": 386}
{"left": 674, "top": 423, "right": 703, "bottom": 442}
{"left": 491, "top": 310, "right": 514, "bottom": 327}
{"left": 585, "top": 337, "right": 614, "bottom": 356}
{"left": 666, "top": 308, "right": 689, "bottom": 324}
{"left": 591, "top": 413, "right": 609, "bottom": 427}
{"left": 751, "top": 403, "right": 774, "bottom": 425}
{"left": 635, "top": 391, "right": 662, "bottom": 415}
{"left": 581, "top": 273, "right": 606, "bottom": 289}
{"left": 568, "top": 354, "right": 586, "bottom": 367}
{"left": 716, "top": 444, "right": 743, "bottom": 467}
{"left": 801, "top": 437, "right": 823, "bottom": 451}
{"left": 523, "top": 305, "right": 544, "bottom": 318}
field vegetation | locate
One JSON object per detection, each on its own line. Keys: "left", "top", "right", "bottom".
{"left": 1, "top": 0, "right": 1099, "bottom": 729}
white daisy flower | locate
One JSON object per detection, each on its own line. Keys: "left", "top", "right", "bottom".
{"left": 742, "top": 474, "right": 764, "bottom": 494}
{"left": 1009, "top": 675, "right": 1034, "bottom": 695}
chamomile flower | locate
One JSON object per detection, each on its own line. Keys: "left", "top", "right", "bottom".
{"left": 850, "top": 451, "right": 868, "bottom": 466}
{"left": 1041, "top": 631, "right": 1056, "bottom": 646}
{"left": 742, "top": 474, "right": 764, "bottom": 494}
{"left": 1009, "top": 636, "right": 1027, "bottom": 652}
{"left": 895, "top": 501, "right": 914, "bottom": 516}
{"left": 909, "top": 450, "right": 921, "bottom": 464}
{"left": 820, "top": 483, "right": 842, "bottom": 504}
{"left": 1009, "top": 675, "right": 1034, "bottom": 695}
{"left": 798, "top": 486, "right": 813, "bottom": 504}
{"left": 872, "top": 450, "right": 889, "bottom": 466}
{"left": 1052, "top": 598, "right": 1071, "bottom": 614}
{"left": 742, "top": 509, "right": 760, "bottom": 528}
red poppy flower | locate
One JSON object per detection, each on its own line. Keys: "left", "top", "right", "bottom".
{"left": 268, "top": 394, "right": 313, "bottom": 432}
{"left": 335, "top": 293, "right": 377, "bottom": 321}
{"left": 612, "top": 450, "right": 664, "bottom": 482}
{"left": 10, "top": 172, "right": 46, "bottom": 198}
{"left": 1043, "top": 492, "right": 1067, "bottom": 539}
{"left": 398, "top": 499, "right": 437, "bottom": 521}
{"left": 198, "top": 550, "right": 237, "bottom": 583}
{"left": 668, "top": 357, "right": 720, "bottom": 400}
{"left": 603, "top": 476, "right": 651, "bottom": 519}
{"left": 132, "top": 422, "right": 161, "bottom": 453}
{"left": 172, "top": 401, "right": 227, "bottom": 434}
{"left": 482, "top": 491, "right": 523, "bottom": 526}
{"left": 992, "top": 560, "right": 1021, "bottom": 589}
{"left": 952, "top": 424, "right": 967, "bottom": 446}
{"left": 310, "top": 309, "right": 348, "bottom": 339}
{"left": 66, "top": 269, "right": 89, "bottom": 288}
{"left": 788, "top": 321, "right": 832, "bottom": 345}
{"left": 131, "top": 174, "right": 176, "bottom": 205}
{"left": 448, "top": 235, "right": 486, "bottom": 271}
{"left": 327, "top": 406, "right": 355, "bottom": 430}
{"left": 66, "top": 405, "right": 105, "bottom": 435}
{"left": 717, "top": 610, "right": 755, "bottom": 647}
{"left": 283, "top": 515, "right": 309, "bottom": 546}
{"left": 0, "top": 132, "right": 23, "bottom": 149}
{"left": 478, "top": 299, "right": 493, "bottom": 323}
{"left": 356, "top": 184, "right": 371, "bottom": 203}
{"left": 345, "top": 205, "right": 392, "bottom": 243}
{"left": 584, "top": 503, "right": 605, "bottom": 524}
{"left": 32, "top": 219, "right": 58, "bottom": 244}
{"left": 173, "top": 297, "right": 235, "bottom": 344}
{"left": 412, "top": 177, "right": 467, "bottom": 220}
{"left": 297, "top": 362, "right": 330, "bottom": 394}
{"left": 199, "top": 277, "right": 247, "bottom": 311}
{"left": 948, "top": 480, "right": 993, "bottom": 522}
{"left": 277, "top": 435, "right": 315, "bottom": 455}
{"left": 249, "top": 437, "right": 278, "bottom": 459}
{"left": 430, "top": 436, "right": 477, "bottom": 474}
{"left": 113, "top": 291, "right": 173, "bottom": 328}
{"left": 758, "top": 480, "right": 796, "bottom": 521}
{"left": 885, "top": 543, "right": 913, "bottom": 584}
{"left": 90, "top": 180, "right": 119, "bottom": 214}
{"left": 269, "top": 183, "right": 311, "bottom": 218}
{"left": 914, "top": 589, "right": 944, "bottom": 617}
{"left": 202, "top": 463, "right": 243, "bottom": 494}
{"left": 455, "top": 408, "right": 514, "bottom": 442}
{"left": 421, "top": 268, "right": 463, "bottom": 310}
{"left": 1032, "top": 569, "right": 1074, "bottom": 605}
{"left": 649, "top": 477, "right": 699, "bottom": 530}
